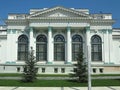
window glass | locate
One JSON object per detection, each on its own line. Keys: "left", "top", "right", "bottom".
{"left": 36, "top": 35, "right": 47, "bottom": 61}
{"left": 91, "top": 35, "right": 102, "bottom": 61}
{"left": 54, "top": 34, "right": 65, "bottom": 61}
{"left": 72, "top": 35, "right": 83, "bottom": 61}
{"left": 18, "top": 35, "right": 28, "bottom": 61}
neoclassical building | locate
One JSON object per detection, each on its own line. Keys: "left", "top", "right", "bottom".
{"left": 0, "top": 6, "right": 120, "bottom": 74}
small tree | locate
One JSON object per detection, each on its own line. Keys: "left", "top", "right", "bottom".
{"left": 70, "top": 50, "right": 88, "bottom": 83}
{"left": 22, "top": 47, "right": 38, "bottom": 82}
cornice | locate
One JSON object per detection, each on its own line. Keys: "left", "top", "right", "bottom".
{"left": 5, "top": 17, "right": 115, "bottom": 26}
{"left": 5, "top": 19, "right": 29, "bottom": 25}
{"left": 90, "top": 19, "right": 115, "bottom": 25}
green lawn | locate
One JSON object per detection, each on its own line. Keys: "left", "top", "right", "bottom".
{"left": 0, "top": 79, "right": 119, "bottom": 86}
{"left": 0, "top": 73, "right": 22, "bottom": 77}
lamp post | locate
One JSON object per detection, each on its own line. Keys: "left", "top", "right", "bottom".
{"left": 87, "top": 45, "right": 91, "bottom": 90}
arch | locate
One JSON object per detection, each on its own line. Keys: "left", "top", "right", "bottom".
{"left": 72, "top": 34, "right": 83, "bottom": 61}
{"left": 18, "top": 35, "right": 28, "bottom": 61}
{"left": 36, "top": 34, "right": 47, "bottom": 61}
{"left": 54, "top": 34, "right": 65, "bottom": 42}
{"left": 54, "top": 34, "right": 65, "bottom": 61}
{"left": 91, "top": 35, "right": 102, "bottom": 61}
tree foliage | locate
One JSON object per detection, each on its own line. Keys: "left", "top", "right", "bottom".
{"left": 22, "top": 47, "right": 38, "bottom": 82}
{"left": 70, "top": 50, "right": 88, "bottom": 83}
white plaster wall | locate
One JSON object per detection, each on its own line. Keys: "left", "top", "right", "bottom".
{"left": 0, "top": 38, "right": 7, "bottom": 63}
{"left": 7, "top": 33, "right": 17, "bottom": 62}
{"left": 113, "top": 39, "right": 120, "bottom": 64}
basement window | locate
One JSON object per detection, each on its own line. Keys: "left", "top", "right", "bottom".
{"left": 54, "top": 68, "right": 58, "bottom": 73}
{"left": 17, "top": 67, "right": 20, "bottom": 72}
{"left": 61, "top": 68, "right": 65, "bottom": 73}
{"left": 99, "top": 68, "right": 103, "bottom": 73}
{"left": 93, "top": 68, "right": 96, "bottom": 73}
{"left": 42, "top": 68, "right": 45, "bottom": 73}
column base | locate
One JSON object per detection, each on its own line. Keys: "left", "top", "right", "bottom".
{"left": 47, "top": 62, "right": 53, "bottom": 64}
{"left": 66, "top": 62, "right": 72, "bottom": 64}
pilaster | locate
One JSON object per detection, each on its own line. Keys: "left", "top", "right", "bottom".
{"left": 108, "top": 29, "right": 114, "bottom": 64}
{"left": 47, "top": 26, "right": 53, "bottom": 64}
{"left": 66, "top": 27, "right": 72, "bottom": 64}
{"left": 85, "top": 26, "right": 91, "bottom": 62}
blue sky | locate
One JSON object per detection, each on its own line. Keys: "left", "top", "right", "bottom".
{"left": 0, "top": 0, "right": 120, "bottom": 28}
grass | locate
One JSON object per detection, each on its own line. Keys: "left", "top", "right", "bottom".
{"left": 92, "top": 74, "right": 120, "bottom": 77}
{"left": 0, "top": 80, "right": 86, "bottom": 87}
{"left": 0, "top": 73, "right": 22, "bottom": 77}
{"left": 0, "top": 79, "right": 119, "bottom": 86}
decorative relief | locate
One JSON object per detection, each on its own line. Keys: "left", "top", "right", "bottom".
{"left": 49, "top": 12, "right": 67, "bottom": 17}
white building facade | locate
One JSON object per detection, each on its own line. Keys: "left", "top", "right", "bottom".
{"left": 0, "top": 6, "right": 120, "bottom": 74}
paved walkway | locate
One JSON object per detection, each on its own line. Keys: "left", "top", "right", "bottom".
{"left": 0, "top": 76, "right": 120, "bottom": 80}
{"left": 0, "top": 86, "right": 120, "bottom": 90}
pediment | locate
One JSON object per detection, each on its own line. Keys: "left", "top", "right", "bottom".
{"left": 28, "top": 6, "right": 90, "bottom": 18}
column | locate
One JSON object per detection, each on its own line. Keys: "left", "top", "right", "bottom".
{"left": 86, "top": 27, "right": 91, "bottom": 61}
{"left": 66, "top": 27, "right": 72, "bottom": 64}
{"left": 47, "top": 26, "right": 53, "bottom": 64}
{"left": 29, "top": 27, "right": 34, "bottom": 49}
{"left": 86, "top": 27, "right": 92, "bottom": 90}
{"left": 86, "top": 27, "right": 90, "bottom": 46}
{"left": 104, "top": 30, "right": 109, "bottom": 63}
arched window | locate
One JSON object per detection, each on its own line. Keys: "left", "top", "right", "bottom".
{"left": 18, "top": 35, "right": 28, "bottom": 61}
{"left": 36, "top": 35, "right": 47, "bottom": 61}
{"left": 72, "top": 34, "right": 83, "bottom": 61}
{"left": 91, "top": 35, "right": 102, "bottom": 61}
{"left": 54, "top": 34, "right": 65, "bottom": 61}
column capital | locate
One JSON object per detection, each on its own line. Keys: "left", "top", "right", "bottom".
{"left": 85, "top": 26, "right": 90, "bottom": 30}
{"left": 29, "top": 27, "right": 33, "bottom": 33}
{"left": 48, "top": 26, "right": 52, "bottom": 30}
{"left": 101, "top": 29, "right": 107, "bottom": 34}
{"left": 7, "top": 29, "right": 11, "bottom": 34}
{"left": 67, "top": 26, "right": 71, "bottom": 30}
{"left": 108, "top": 29, "right": 112, "bottom": 34}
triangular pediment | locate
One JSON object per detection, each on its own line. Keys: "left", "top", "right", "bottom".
{"left": 28, "top": 6, "right": 90, "bottom": 18}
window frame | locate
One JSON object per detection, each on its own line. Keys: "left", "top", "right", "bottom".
{"left": 72, "top": 34, "right": 83, "bottom": 61}
{"left": 18, "top": 35, "right": 28, "bottom": 61}
{"left": 54, "top": 34, "right": 65, "bottom": 61}
{"left": 36, "top": 35, "right": 47, "bottom": 61}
